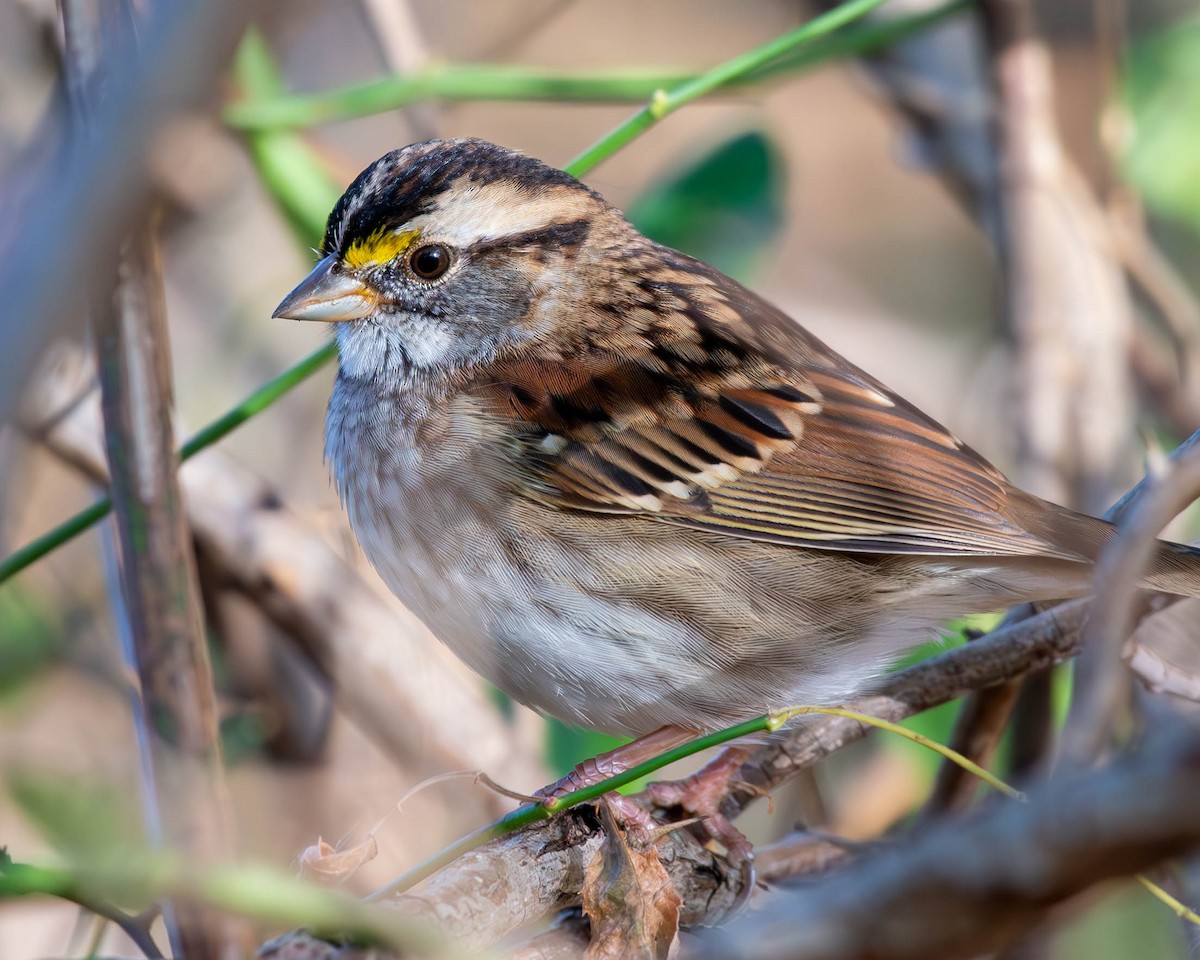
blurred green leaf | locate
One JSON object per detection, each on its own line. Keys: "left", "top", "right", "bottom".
{"left": 545, "top": 721, "right": 625, "bottom": 780}
{"left": 233, "top": 31, "right": 342, "bottom": 245}
{"left": 8, "top": 773, "right": 145, "bottom": 867}
{"left": 884, "top": 616, "right": 994, "bottom": 780}
{"left": 627, "top": 130, "right": 786, "bottom": 283}
{"left": 0, "top": 849, "right": 434, "bottom": 951}
{"left": 1054, "top": 879, "right": 1184, "bottom": 960}
{"left": 1123, "top": 21, "right": 1200, "bottom": 234}
{"left": 0, "top": 585, "right": 60, "bottom": 698}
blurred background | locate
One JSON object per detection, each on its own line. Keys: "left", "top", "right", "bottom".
{"left": 2, "top": 0, "right": 1200, "bottom": 956}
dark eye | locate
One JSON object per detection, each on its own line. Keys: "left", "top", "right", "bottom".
{"left": 409, "top": 243, "right": 451, "bottom": 280}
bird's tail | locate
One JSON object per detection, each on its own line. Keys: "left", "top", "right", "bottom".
{"left": 1143, "top": 541, "right": 1200, "bottom": 598}
{"left": 1008, "top": 488, "right": 1200, "bottom": 599}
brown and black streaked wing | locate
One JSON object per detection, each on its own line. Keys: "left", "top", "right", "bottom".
{"left": 476, "top": 265, "right": 1083, "bottom": 561}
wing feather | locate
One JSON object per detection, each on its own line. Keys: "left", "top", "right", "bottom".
{"left": 472, "top": 253, "right": 1082, "bottom": 561}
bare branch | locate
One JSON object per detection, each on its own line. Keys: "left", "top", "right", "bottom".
{"left": 384, "top": 809, "right": 736, "bottom": 951}
{"left": 1130, "top": 327, "right": 1200, "bottom": 439}
{"left": 985, "top": 0, "right": 1137, "bottom": 513}
{"left": 755, "top": 833, "right": 854, "bottom": 884}
{"left": 1125, "top": 639, "right": 1200, "bottom": 704}
{"left": 1064, "top": 440, "right": 1200, "bottom": 763}
{"left": 60, "top": 0, "right": 244, "bottom": 950}
{"left": 923, "top": 671, "right": 1020, "bottom": 815}
{"left": 724, "top": 597, "right": 1091, "bottom": 823}
{"left": 307, "top": 599, "right": 1088, "bottom": 952}
{"left": 1110, "top": 202, "right": 1200, "bottom": 391}
{"left": 256, "top": 593, "right": 1190, "bottom": 957}
{"left": 93, "top": 228, "right": 243, "bottom": 956}
{"left": 696, "top": 724, "right": 1200, "bottom": 960}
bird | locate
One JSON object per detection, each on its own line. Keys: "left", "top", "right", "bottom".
{"left": 273, "top": 136, "right": 1200, "bottom": 822}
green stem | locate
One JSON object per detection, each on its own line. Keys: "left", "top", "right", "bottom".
{"left": 566, "top": 0, "right": 894, "bottom": 174}
{"left": 0, "top": 342, "right": 336, "bottom": 586}
{"left": 0, "top": 850, "right": 437, "bottom": 953}
{"left": 178, "top": 342, "right": 337, "bottom": 460}
{"left": 365, "top": 691, "right": 1028, "bottom": 903}
{"left": 224, "top": 66, "right": 697, "bottom": 130}
{"left": 223, "top": 0, "right": 968, "bottom": 132}
{"left": 0, "top": 500, "right": 112, "bottom": 587}
{"left": 232, "top": 32, "right": 343, "bottom": 238}
{"left": 365, "top": 715, "right": 771, "bottom": 902}
{"left": 0, "top": 855, "right": 165, "bottom": 959}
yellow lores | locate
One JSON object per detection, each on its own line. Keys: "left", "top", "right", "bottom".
{"left": 343, "top": 227, "right": 421, "bottom": 270}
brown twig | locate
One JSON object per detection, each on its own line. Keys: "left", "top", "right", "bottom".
{"left": 925, "top": 415, "right": 1200, "bottom": 811}
{"left": 93, "top": 228, "right": 242, "bottom": 955}
{"left": 924, "top": 667, "right": 1021, "bottom": 815}
{"left": 60, "top": 1, "right": 243, "bottom": 953}
{"left": 1130, "top": 326, "right": 1200, "bottom": 440}
{"left": 382, "top": 808, "right": 737, "bottom": 951}
{"left": 696, "top": 723, "right": 1200, "bottom": 960}
{"left": 984, "top": 0, "right": 1136, "bottom": 513}
{"left": 294, "top": 597, "right": 1083, "bottom": 953}
{"left": 722, "top": 598, "right": 1091, "bottom": 824}
{"left": 974, "top": 6, "right": 1145, "bottom": 841}
{"left": 256, "top": 594, "right": 1185, "bottom": 957}
{"left": 754, "top": 832, "right": 855, "bottom": 883}
{"left": 357, "top": 0, "right": 438, "bottom": 141}
{"left": 1110, "top": 204, "right": 1200, "bottom": 384}
{"left": 1063, "top": 439, "right": 1200, "bottom": 764}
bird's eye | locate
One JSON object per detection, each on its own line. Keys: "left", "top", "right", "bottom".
{"left": 409, "top": 244, "right": 451, "bottom": 280}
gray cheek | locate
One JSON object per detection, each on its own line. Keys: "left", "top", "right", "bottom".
{"left": 442, "top": 258, "right": 533, "bottom": 337}
{"left": 362, "top": 257, "right": 536, "bottom": 371}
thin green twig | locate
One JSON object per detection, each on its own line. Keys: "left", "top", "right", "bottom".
{"left": 0, "top": 853, "right": 165, "bottom": 959}
{"left": 567, "top": 0, "right": 894, "bottom": 173}
{"left": 0, "top": 849, "right": 440, "bottom": 953}
{"left": 1, "top": 0, "right": 927, "bottom": 584}
{"left": 223, "top": 0, "right": 968, "bottom": 132}
{"left": 0, "top": 343, "right": 336, "bottom": 586}
{"left": 224, "top": 66, "right": 697, "bottom": 130}
{"left": 232, "top": 32, "right": 342, "bottom": 239}
{"left": 770, "top": 705, "right": 1024, "bottom": 800}
{"left": 365, "top": 701, "right": 1018, "bottom": 902}
{"left": 365, "top": 714, "right": 771, "bottom": 902}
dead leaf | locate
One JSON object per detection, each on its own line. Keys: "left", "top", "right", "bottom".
{"left": 581, "top": 799, "right": 682, "bottom": 960}
{"left": 297, "top": 834, "right": 378, "bottom": 885}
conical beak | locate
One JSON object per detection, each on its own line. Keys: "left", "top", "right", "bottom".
{"left": 272, "top": 255, "right": 378, "bottom": 322}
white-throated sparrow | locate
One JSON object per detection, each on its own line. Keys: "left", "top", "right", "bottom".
{"left": 274, "top": 138, "right": 1200, "bottom": 765}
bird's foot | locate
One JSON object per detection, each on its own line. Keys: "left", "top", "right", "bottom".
{"left": 643, "top": 745, "right": 759, "bottom": 899}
